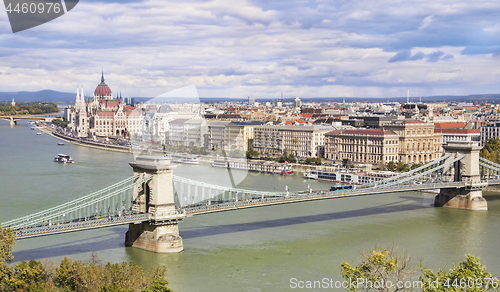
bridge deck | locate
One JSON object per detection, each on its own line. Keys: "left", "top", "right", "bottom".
{"left": 184, "top": 181, "right": 466, "bottom": 216}
{"left": 15, "top": 214, "right": 149, "bottom": 239}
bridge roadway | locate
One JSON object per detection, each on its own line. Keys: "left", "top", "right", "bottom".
{"left": 0, "top": 114, "right": 56, "bottom": 124}
{"left": 13, "top": 179, "right": 500, "bottom": 239}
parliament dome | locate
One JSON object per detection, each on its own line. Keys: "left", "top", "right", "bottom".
{"left": 94, "top": 72, "right": 112, "bottom": 97}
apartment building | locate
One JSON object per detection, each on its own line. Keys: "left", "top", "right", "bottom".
{"left": 481, "top": 122, "right": 500, "bottom": 146}
{"left": 325, "top": 129, "right": 399, "bottom": 164}
{"left": 253, "top": 125, "right": 337, "bottom": 158}
{"left": 224, "top": 121, "right": 263, "bottom": 152}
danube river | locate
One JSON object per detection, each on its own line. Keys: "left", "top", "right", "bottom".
{"left": 1, "top": 120, "right": 500, "bottom": 291}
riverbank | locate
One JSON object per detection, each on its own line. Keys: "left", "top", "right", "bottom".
{"left": 38, "top": 127, "right": 132, "bottom": 153}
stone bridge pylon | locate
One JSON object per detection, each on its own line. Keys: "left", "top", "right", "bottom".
{"left": 434, "top": 142, "right": 488, "bottom": 210}
{"left": 125, "top": 155, "right": 186, "bottom": 253}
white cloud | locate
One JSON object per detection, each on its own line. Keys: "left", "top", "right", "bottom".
{"left": 0, "top": 0, "right": 499, "bottom": 98}
{"left": 418, "top": 15, "right": 434, "bottom": 30}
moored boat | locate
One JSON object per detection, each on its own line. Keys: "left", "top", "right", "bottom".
{"left": 166, "top": 154, "right": 199, "bottom": 165}
{"left": 303, "top": 168, "right": 395, "bottom": 184}
{"left": 281, "top": 162, "right": 294, "bottom": 175}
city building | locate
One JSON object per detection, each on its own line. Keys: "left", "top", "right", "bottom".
{"left": 481, "top": 122, "right": 500, "bottom": 145}
{"left": 434, "top": 122, "right": 480, "bottom": 145}
{"left": 224, "top": 121, "right": 263, "bottom": 152}
{"left": 67, "top": 73, "right": 143, "bottom": 139}
{"left": 325, "top": 129, "right": 400, "bottom": 165}
{"left": 253, "top": 125, "right": 338, "bottom": 158}
{"left": 384, "top": 120, "right": 442, "bottom": 164}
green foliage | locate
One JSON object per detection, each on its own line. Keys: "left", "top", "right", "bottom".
{"left": 246, "top": 149, "right": 260, "bottom": 159}
{"left": 279, "top": 148, "right": 296, "bottom": 163}
{"left": 0, "top": 102, "right": 59, "bottom": 116}
{"left": 52, "top": 118, "right": 69, "bottom": 128}
{"left": 397, "top": 162, "right": 410, "bottom": 172}
{"left": 420, "top": 255, "right": 497, "bottom": 292}
{"left": 0, "top": 224, "right": 16, "bottom": 265}
{"left": 341, "top": 247, "right": 414, "bottom": 291}
{"left": 481, "top": 138, "right": 500, "bottom": 164}
{"left": 0, "top": 225, "right": 172, "bottom": 292}
{"left": 341, "top": 248, "right": 499, "bottom": 292}
{"left": 411, "top": 162, "right": 424, "bottom": 170}
{"left": 304, "top": 157, "right": 322, "bottom": 165}
{"left": 386, "top": 161, "right": 397, "bottom": 171}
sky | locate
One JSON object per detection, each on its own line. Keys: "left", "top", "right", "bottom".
{"left": 0, "top": 0, "right": 499, "bottom": 99}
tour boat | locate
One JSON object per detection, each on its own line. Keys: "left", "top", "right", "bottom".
{"left": 54, "top": 154, "right": 74, "bottom": 163}
{"left": 166, "top": 154, "right": 199, "bottom": 165}
{"left": 57, "top": 142, "right": 65, "bottom": 146}
{"left": 303, "top": 168, "right": 395, "bottom": 184}
{"left": 37, "top": 132, "right": 42, "bottom": 135}
{"left": 281, "top": 163, "right": 294, "bottom": 175}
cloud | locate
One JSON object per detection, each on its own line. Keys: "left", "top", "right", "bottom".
{"left": 427, "top": 51, "right": 444, "bottom": 62}
{"left": 0, "top": 0, "right": 499, "bottom": 98}
{"left": 388, "top": 51, "right": 425, "bottom": 63}
{"left": 418, "top": 15, "right": 434, "bottom": 30}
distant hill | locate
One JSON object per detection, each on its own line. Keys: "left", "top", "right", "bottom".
{"left": 1, "top": 90, "right": 499, "bottom": 104}
{"left": 0, "top": 90, "right": 76, "bottom": 102}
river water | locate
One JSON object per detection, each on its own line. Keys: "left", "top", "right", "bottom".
{"left": 1, "top": 120, "right": 500, "bottom": 291}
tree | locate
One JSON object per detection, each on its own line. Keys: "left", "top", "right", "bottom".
{"left": 342, "top": 248, "right": 499, "bottom": 292}
{"left": 341, "top": 247, "right": 414, "bottom": 291}
{"left": 397, "top": 162, "right": 410, "bottom": 172}
{"left": 0, "top": 224, "right": 15, "bottom": 265}
{"left": 387, "top": 161, "right": 397, "bottom": 171}
{"left": 411, "top": 162, "right": 424, "bottom": 170}
{"left": 246, "top": 149, "right": 259, "bottom": 159}
{"left": 420, "top": 255, "right": 496, "bottom": 292}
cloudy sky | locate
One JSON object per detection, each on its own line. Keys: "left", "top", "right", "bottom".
{"left": 1, "top": 0, "right": 499, "bottom": 99}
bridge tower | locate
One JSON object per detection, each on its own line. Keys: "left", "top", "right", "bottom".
{"left": 434, "top": 142, "right": 488, "bottom": 210}
{"left": 10, "top": 116, "right": 16, "bottom": 126}
{"left": 125, "top": 155, "right": 185, "bottom": 253}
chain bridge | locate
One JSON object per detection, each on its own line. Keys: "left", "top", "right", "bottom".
{"left": 2, "top": 141, "right": 499, "bottom": 253}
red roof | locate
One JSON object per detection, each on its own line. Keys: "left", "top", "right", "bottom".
{"left": 435, "top": 128, "right": 480, "bottom": 134}
{"left": 96, "top": 111, "right": 114, "bottom": 117}
{"left": 404, "top": 120, "right": 425, "bottom": 124}
{"left": 434, "top": 122, "right": 467, "bottom": 129}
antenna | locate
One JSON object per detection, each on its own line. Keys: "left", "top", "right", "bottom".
{"left": 407, "top": 89, "right": 409, "bottom": 103}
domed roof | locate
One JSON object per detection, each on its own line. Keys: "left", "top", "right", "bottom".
{"left": 94, "top": 72, "right": 112, "bottom": 97}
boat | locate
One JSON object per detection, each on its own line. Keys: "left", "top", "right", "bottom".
{"left": 281, "top": 162, "right": 294, "bottom": 175}
{"left": 36, "top": 132, "right": 42, "bottom": 135}
{"left": 31, "top": 127, "right": 35, "bottom": 130}
{"left": 57, "top": 142, "right": 65, "bottom": 146}
{"left": 211, "top": 158, "right": 292, "bottom": 175}
{"left": 303, "top": 168, "right": 396, "bottom": 184}
{"left": 166, "top": 154, "right": 199, "bottom": 165}
{"left": 54, "top": 154, "right": 74, "bottom": 163}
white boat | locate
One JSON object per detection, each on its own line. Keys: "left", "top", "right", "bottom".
{"left": 166, "top": 154, "right": 199, "bottom": 165}
{"left": 36, "top": 132, "right": 42, "bottom": 135}
{"left": 303, "top": 168, "right": 396, "bottom": 184}
{"left": 54, "top": 154, "right": 74, "bottom": 163}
